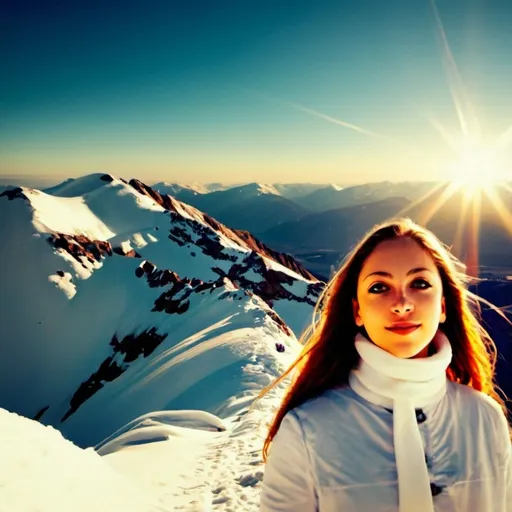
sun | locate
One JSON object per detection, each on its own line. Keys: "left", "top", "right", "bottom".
{"left": 446, "top": 141, "right": 508, "bottom": 193}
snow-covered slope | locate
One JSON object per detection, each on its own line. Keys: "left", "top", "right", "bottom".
{"left": 0, "top": 174, "right": 322, "bottom": 446}
{"left": 44, "top": 276, "right": 300, "bottom": 447}
{"left": 43, "top": 173, "right": 118, "bottom": 197}
{"left": 1, "top": 323, "right": 293, "bottom": 511}
{"left": 0, "top": 408, "right": 164, "bottom": 512}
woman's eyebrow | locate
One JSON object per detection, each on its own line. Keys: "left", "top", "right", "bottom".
{"left": 363, "top": 267, "right": 433, "bottom": 282}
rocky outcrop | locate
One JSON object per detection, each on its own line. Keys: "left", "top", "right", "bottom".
{"left": 201, "top": 212, "right": 316, "bottom": 279}
{"left": 267, "top": 310, "right": 292, "bottom": 337}
{"left": 210, "top": 250, "right": 323, "bottom": 309}
{"left": 168, "top": 225, "right": 194, "bottom": 246}
{"left": 133, "top": 254, "right": 316, "bottom": 335}
{"left": 166, "top": 213, "right": 237, "bottom": 262}
{"left": 129, "top": 178, "right": 181, "bottom": 213}
{"left": 48, "top": 234, "right": 113, "bottom": 266}
{"left": 109, "top": 327, "right": 168, "bottom": 362}
{"left": 61, "top": 327, "right": 167, "bottom": 422}
{"left": 232, "top": 229, "right": 315, "bottom": 280}
{"left": 32, "top": 405, "right": 50, "bottom": 421}
{"left": 127, "top": 178, "right": 317, "bottom": 281}
{"left": 186, "top": 217, "right": 325, "bottom": 306}
{"left": 112, "top": 246, "right": 141, "bottom": 258}
{"left": 0, "top": 187, "right": 28, "bottom": 201}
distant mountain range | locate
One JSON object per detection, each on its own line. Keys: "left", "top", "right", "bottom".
{"left": 257, "top": 184, "right": 512, "bottom": 279}
{"left": 292, "top": 181, "right": 438, "bottom": 211}
{"left": 151, "top": 182, "right": 331, "bottom": 233}
{"left": 152, "top": 181, "right": 331, "bottom": 201}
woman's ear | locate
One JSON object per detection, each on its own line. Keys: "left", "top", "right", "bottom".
{"left": 440, "top": 296, "right": 447, "bottom": 324}
{"left": 352, "top": 298, "right": 363, "bottom": 327}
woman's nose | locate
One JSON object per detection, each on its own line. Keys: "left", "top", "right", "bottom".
{"left": 392, "top": 293, "right": 414, "bottom": 315}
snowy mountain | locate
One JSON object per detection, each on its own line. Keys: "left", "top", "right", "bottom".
{"left": 1, "top": 407, "right": 165, "bottom": 511}
{"left": 151, "top": 182, "right": 329, "bottom": 201}
{"left": 1, "top": 172, "right": 325, "bottom": 510}
{"left": 295, "top": 181, "right": 438, "bottom": 211}
{"left": 183, "top": 182, "right": 282, "bottom": 202}
{"left": 152, "top": 181, "right": 238, "bottom": 195}
{"left": 271, "top": 183, "right": 336, "bottom": 200}
{"left": 155, "top": 182, "right": 311, "bottom": 234}
{"left": 0, "top": 174, "right": 322, "bottom": 447}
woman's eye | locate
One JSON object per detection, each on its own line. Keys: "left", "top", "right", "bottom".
{"left": 368, "top": 282, "right": 389, "bottom": 294}
{"left": 412, "top": 278, "right": 432, "bottom": 289}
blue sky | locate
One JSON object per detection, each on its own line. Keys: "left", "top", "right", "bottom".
{"left": 2, "top": 0, "right": 512, "bottom": 185}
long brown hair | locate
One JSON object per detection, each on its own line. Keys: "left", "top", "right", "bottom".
{"left": 262, "top": 218, "right": 509, "bottom": 461}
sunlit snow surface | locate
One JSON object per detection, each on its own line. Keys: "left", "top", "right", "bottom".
{"left": 0, "top": 408, "right": 165, "bottom": 512}
{"left": 1, "top": 321, "right": 296, "bottom": 511}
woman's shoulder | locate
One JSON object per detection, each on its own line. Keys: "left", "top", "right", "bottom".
{"left": 446, "top": 380, "right": 508, "bottom": 430}
{"left": 287, "top": 385, "right": 357, "bottom": 427}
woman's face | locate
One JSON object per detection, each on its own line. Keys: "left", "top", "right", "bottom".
{"left": 353, "top": 237, "right": 446, "bottom": 359}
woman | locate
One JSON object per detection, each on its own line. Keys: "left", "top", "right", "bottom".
{"left": 260, "top": 218, "right": 511, "bottom": 512}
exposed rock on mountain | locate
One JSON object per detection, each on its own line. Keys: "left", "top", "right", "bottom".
{"left": 1, "top": 187, "right": 28, "bottom": 201}
{"left": 48, "top": 234, "right": 113, "bottom": 264}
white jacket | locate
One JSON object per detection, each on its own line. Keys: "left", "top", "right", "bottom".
{"left": 260, "top": 380, "right": 511, "bottom": 512}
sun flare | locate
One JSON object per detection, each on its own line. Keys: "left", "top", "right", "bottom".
{"left": 446, "top": 141, "right": 508, "bottom": 194}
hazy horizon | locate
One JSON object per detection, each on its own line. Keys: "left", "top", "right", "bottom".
{"left": 3, "top": 0, "right": 512, "bottom": 184}
{"left": 0, "top": 172, "right": 448, "bottom": 190}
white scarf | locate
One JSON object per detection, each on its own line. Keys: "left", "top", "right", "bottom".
{"left": 348, "top": 330, "right": 453, "bottom": 512}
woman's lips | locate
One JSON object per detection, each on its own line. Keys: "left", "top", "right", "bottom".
{"left": 385, "top": 323, "right": 421, "bottom": 335}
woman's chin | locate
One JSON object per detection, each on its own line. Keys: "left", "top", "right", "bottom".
{"left": 378, "top": 335, "right": 431, "bottom": 359}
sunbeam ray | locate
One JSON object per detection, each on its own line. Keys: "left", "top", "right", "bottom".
{"left": 284, "top": 102, "right": 381, "bottom": 137}
{"left": 247, "top": 86, "right": 430, "bottom": 156}
{"left": 392, "top": 181, "right": 447, "bottom": 219}
{"left": 418, "top": 182, "right": 460, "bottom": 226}
{"left": 492, "top": 124, "right": 512, "bottom": 154}
{"left": 452, "top": 189, "right": 472, "bottom": 258}
{"left": 465, "top": 188, "right": 482, "bottom": 277}
{"left": 283, "top": 101, "right": 415, "bottom": 150}
{"left": 500, "top": 183, "right": 512, "bottom": 195}
{"left": 430, "top": 0, "right": 481, "bottom": 140}
{"left": 482, "top": 186, "right": 512, "bottom": 237}
{"left": 425, "top": 116, "right": 459, "bottom": 152}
